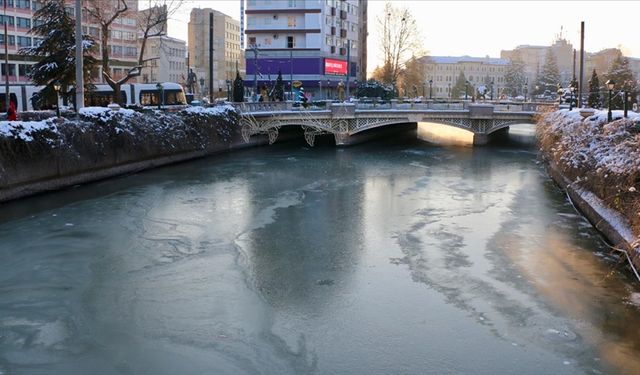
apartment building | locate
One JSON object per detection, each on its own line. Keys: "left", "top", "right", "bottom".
{"left": 421, "top": 56, "right": 509, "bottom": 99}
{"left": 0, "top": 0, "right": 139, "bottom": 84}
{"left": 188, "top": 8, "right": 244, "bottom": 99}
{"left": 244, "top": 0, "right": 367, "bottom": 99}
{"left": 139, "top": 35, "right": 186, "bottom": 84}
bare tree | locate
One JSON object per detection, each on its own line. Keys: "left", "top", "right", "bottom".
{"left": 375, "top": 2, "right": 424, "bottom": 85}
{"left": 83, "top": 0, "right": 181, "bottom": 105}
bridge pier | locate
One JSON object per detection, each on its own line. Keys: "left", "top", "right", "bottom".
{"left": 473, "top": 133, "right": 489, "bottom": 146}
{"left": 473, "top": 127, "right": 510, "bottom": 146}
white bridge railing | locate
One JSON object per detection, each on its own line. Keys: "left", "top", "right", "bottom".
{"left": 230, "top": 100, "right": 556, "bottom": 114}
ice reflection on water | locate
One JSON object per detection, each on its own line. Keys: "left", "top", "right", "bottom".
{"left": 0, "top": 126, "right": 639, "bottom": 374}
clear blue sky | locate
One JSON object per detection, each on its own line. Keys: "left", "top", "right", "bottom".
{"left": 159, "top": 0, "right": 640, "bottom": 73}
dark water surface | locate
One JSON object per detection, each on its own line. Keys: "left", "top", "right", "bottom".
{"left": 1, "top": 125, "right": 640, "bottom": 374}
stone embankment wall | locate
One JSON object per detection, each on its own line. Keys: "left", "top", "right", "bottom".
{"left": 0, "top": 106, "right": 267, "bottom": 202}
{"left": 537, "top": 109, "right": 640, "bottom": 272}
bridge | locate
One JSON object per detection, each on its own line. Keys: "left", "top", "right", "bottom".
{"left": 234, "top": 100, "right": 555, "bottom": 146}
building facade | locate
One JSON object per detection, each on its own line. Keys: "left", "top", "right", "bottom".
{"left": 0, "top": 0, "right": 140, "bottom": 84}
{"left": 244, "top": 0, "right": 367, "bottom": 100}
{"left": 501, "top": 36, "right": 575, "bottom": 89}
{"left": 139, "top": 35, "right": 186, "bottom": 84}
{"left": 188, "top": 8, "right": 244, "bottom": 99}
{"left": 421, "top": 56, "right": 509, "bottom": 99}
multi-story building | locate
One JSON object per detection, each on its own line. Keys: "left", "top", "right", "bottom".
{"left": 501, "top": 36, "right": 575, "bottom": 88}
{"left": 0, "top": 0, "right": 139, "bottom": 84}
{"left": 139, "top": 35, "right": 186, "bottom": 84}
{"left": 421, "top": 56, "right": 509, "bottom": 99}
{"left": 244, "top": 0, "right": 367, "bottom": 100}
{"left": 188, "top": 8, "right": 244, "bottom": 99}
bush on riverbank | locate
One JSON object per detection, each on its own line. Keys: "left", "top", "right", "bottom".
{"left": 537, "top": 109, "right": 640, "bottom": 234}
{"left": 0, "top": 105, "right": 239, "bottom": 187}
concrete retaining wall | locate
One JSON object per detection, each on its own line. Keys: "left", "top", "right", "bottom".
{"left": 0, "top": 124, "right": 304, "bottom": 203}
{"left": 544, "top": 158, "right": 640, "bottom": 271}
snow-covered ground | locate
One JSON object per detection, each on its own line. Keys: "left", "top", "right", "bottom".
{"left": 540, "top": 109, "right": 640, "bottom": 175}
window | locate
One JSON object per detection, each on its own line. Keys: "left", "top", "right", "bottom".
{"left": 0, "top": 34, "right": 15, "bottom": 45}
{"left": 1, "top": 63, "right": 16, "bottom": 76}
{"left": 248, "top": 37, "right": 256, "bottom": 46}
{"left": 287, "top": 36, "right": 295, "bottom": 48}
{"left": 0, "top": 15, "right": 14, "bottom": 27}
{"left": 17, "top": 36, "right": 30, "bottom": 47}
{"left": 16, "top": 17, "right": 30, "bottom": 28}
{"left": 18, "top": 63, "right": 31, "bottom": 76}
{"left": 287, "top": 16, "right": 296, "bottom": 27}
{"left": 15, "top": 0, "right": 29, "bottom": 9}
{"left": 288, "top": 0, "right": 296, "bottom": 6}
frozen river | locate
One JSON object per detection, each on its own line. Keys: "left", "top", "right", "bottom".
{"left": 1, "top": 125, "right": 640, "bottom": 374}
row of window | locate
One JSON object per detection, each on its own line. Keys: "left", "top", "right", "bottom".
{"left": 247, "top": 0, "right": 298, "bottom": 7}
{"left": 0, "top": 15, "right": 32, "bottom": 28}
{"left": 169, "top": 60, "right": 185, "bottom": 71}
{"left": 325, "top": 16, "right": 357, "bottom": 32}
{"left": 325, "top": 37, "right": 357, "bottom": 50}
{"left": 429, "top": 65, "right": 506, "bottom": 73}
{"left": 247, "top": 35, "right": 297, "bottom": 48}
{"left": 110, "top": 45, "right": 137, "bottom": 57}
{"left": 429, "top": 75, "right": 506, "bottom": 84}
{"left": 0, "top": 63, "right": 34, "bottom": 77}
{"left": 0, "top": 34, "right": 42, "bottom": 47}
{"left": 326, "top": 0, "right": 358, "bottom": 15}
{"left": 3, "top": 0, "right": 33, "bottom": 10}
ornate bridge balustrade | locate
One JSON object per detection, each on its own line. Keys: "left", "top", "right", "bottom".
{"left": 238, "top": 102, "right": 552, "bottom": 146}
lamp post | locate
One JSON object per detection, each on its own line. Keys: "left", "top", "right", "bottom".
{"left": 556, "top": 83, "right": 562, "bottom": 106}
{"left": 623, "top": 89, "right": 629, "bottom": 118}
{"left": 319, "top": 81, "right": 322, "bottom": 101}
{"left": 490, "top": 80, "right": 494, "bottom": 101}
{"left": 53, "top": 83, "right": 61, "bottom": 118}
{"left": 226, "top": 80, "right": 231, "bottom": 102}
{"left": 448, "top": 83, "right": 451, "bottom": 99}
{"left": 524, "top": 81, "right": 528, "bottom": 102}
{"left": 606, "top": 79, "right": 615, "bottom": 122}
{"left": 569, "top": 82, "right": 575, "bottom": 110}
{"left": 465, "top": 80, "right": 469, "bottom": 100}
{"left": 428, "top": 79, "right": 433, "bottom": 100}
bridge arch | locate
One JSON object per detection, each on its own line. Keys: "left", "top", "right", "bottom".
{"left": 486, "top": 119, "right": 537, "bottom": 135}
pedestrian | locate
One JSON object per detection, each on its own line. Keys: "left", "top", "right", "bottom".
{"left": 7, "top": 100, "right": 17, "bottom": 121}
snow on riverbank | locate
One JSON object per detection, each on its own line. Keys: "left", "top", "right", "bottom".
{"left": 538, "top": 109, "right": 640, "bottom": 269}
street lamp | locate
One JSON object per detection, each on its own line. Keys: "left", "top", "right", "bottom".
{"left": 428, "top": 79, "right": 433, "bottom": 100}
{"left": 465, "top": 80, "right": 469, "bottom": 100}
{"left": 623, "top": 87, "right": 629, "bottom": 118}
{"left": 319, "top": 81, "right": 322, "bottom": 101}
{"left": 156, "top": 82, "right": 163, "bottom": 110}
{"left": 524, "top": 81, "right": 528, "bottom": 102}
{"left": 448, "top": 83, "right": 451, "bottom": 99}
{"left": 569, "top": 82, "right": 576, "bottom": 110}
{"left": 53, "top": 82, "right": 61, "bottom": 118}
{"left": 226, "top": 80, "right": 231, "bottom": 102}
{"left": 606, "top": 79, "right": 615, "bottom": 122}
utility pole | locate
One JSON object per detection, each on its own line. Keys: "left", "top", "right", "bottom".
{"left": 345, "top": 40, "right": 350, "bottom": 100}
{"left": 578, "top": 21, "right": 585, "bottom": 108}
{"left": 4, "top": 0, "right": 8, "bottom": 113}
{"left": 252, "top": 44, "right": 258, "bottom": 101}
{"left": 75, "top": 0, "right": 84, "bottom": 111}
{"left": 209, "top": 12, "right": 214, "bottom": 104}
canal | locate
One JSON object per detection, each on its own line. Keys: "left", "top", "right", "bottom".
{"left": 1, "top": 124, "right": 640, "bottom": 374}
